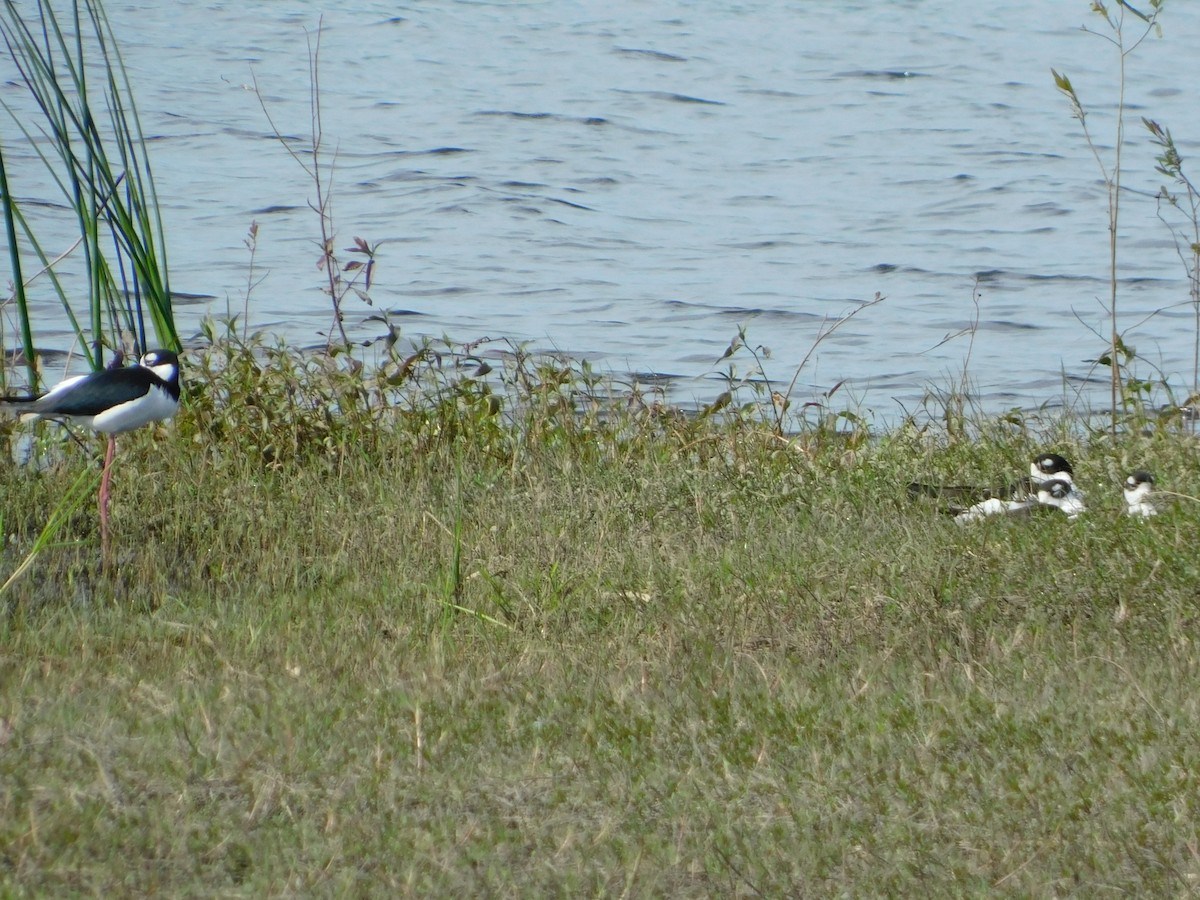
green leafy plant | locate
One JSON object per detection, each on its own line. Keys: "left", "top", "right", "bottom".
{"left": 711, "top": 293, "right": 884, "bottom": 449}
{"left": 1085, "top": 332, "right": 1184, "bottom": 433}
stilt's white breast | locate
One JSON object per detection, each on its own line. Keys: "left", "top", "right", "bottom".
{"left": 91, "top": 384, "right": 179, "bottom": 433}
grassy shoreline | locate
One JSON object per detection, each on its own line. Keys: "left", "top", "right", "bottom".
{"left": 1, "top": 343, "right": 1199, "bottom": 895}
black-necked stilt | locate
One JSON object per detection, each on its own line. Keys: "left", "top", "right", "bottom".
{"left": 1036, "top": 477, "right": 1086, "bottom": 520}
{"left": 906, "top": 474, "right": 1028, "bottom": 509}
{"left": 910, "top": 452, "right": 1086, "bottom": 522}
{"left": 1030, "top": 452, "right": 1085, "bottom": 512}
{"left": 951, "top": 476, "right": 1086, "bottom": 524}
{"left": 1030, "top": 452, "right": 1075, "bottom": 485}
{"left": 0, "top": 349, "right": 181, "bottom": 549}
{"left": 1123, "top": 470, "right": 1157, "bottom": 518}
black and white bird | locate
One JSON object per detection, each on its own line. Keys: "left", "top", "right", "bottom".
{"left": 1122, "top": 470, "right": 1157, "bottom": 518}
{"left": 1030, "top": 452, "right": 1076, "bottom": 486}
{"left": 1036, "top": 477, "right": 1087, "bottom": 520}
{"left": 949, "top": 494, "right": 1035, "bottom": 524}
{"left": 952, "top": 475, "right": 1086, "bottom": 524}
{"left": 1030, "top": 452, "right": 1086, "bottom": 511}
{"left": 0, "top": 349, "right": 181, "bottom": 547}
{"left": 909, "top": 452, "right": 1086, "bottom": 523}
{"left": 906, "top": 472, "right": 1025, "bottom": 510}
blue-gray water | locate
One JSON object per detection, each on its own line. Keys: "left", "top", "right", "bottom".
{"left": 5, "top": 1, "right": 1200, "bottom": 418}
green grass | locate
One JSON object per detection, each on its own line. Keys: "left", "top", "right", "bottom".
{"left": 1, "top": 345, "right": 1199, "bottom": 895}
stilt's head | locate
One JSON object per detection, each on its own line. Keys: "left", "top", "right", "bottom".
{"left": 140, "top": 349, "right": 180, "bottom": 385}
{"left": 1031, "top": 453, "right": 1074, "bottom": 484}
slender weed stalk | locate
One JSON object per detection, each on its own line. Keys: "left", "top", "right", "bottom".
{"left": 917, "top": 280, "right": 984, "bottom": 438}
{"left": 426, "top": 459, "right": 470, "bottom": 640}
{"left": 715, "top": 292, "right": 884, "bottom": 439}
{"left": 1144, "top": 118, "right": 1200, "bottom": 402}
{"left": 0, "top": 0, "right": 178, "bottom": 383}
{"left": 251, "top": 19, "right": 379, "bottom": 356}
{"left": 952, "top": 281, "right": 982, "bottom": 430}
{"left": 1052, "top": 0, "right": 1163, "bottom": 438}
{"left": 237, "top": 220, "right": 266, "bottom": 342}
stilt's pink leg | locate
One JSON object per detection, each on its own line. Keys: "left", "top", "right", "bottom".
{"left": 100, "top": 435, "right": 115, "bottom": 557}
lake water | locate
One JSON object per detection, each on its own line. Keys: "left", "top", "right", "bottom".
{"left": 5, "top": 1, "right": 1200, "bottom": 420}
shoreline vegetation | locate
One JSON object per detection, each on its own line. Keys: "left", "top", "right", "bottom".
{"left": 4, "top": 0, "right": 1200, "bottom": 894}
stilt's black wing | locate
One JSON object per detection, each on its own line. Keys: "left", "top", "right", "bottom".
{"left": 907, "top": 477, "right": 1032, "bottom": 515}
{"left": 34, "top": 368, "right": 156, "bottom": 417}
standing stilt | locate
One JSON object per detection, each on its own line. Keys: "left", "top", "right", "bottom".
{"left": 0, "top": 349, "right": 181, "bottom": 558}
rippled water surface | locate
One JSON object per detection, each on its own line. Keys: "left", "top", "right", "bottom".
{"left": 5, "top": 1, "right": 1200, "bottom": 417}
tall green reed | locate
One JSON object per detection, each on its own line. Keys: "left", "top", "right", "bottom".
{"left": 0, "top": 0, "right": 178, "bottom": 389}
